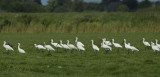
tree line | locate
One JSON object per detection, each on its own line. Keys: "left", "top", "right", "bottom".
{"left": 0, "top": 0, "right": 159, "bottom": 12}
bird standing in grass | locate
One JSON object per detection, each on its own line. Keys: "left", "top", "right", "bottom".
{"left": 60, "top": 40, "right": 70, "bottom": 52}
{"left": 44, "top": 42, "right": 55, "bottom": 55}
{"left": 91, "top": 40, "right": 99, "bottom": 53}
{"left": 112, "top": 39, "right": 122, "bottom": 53}
{"left": 51, "top": 39, "right": 62, "bottom": 52}
{"left": 128, "top": 43, "right": 139, "bottom": 53}
{"left": 151, "top": 42, "right": 160, "bottom": 54}
{"left": 101, "top": 41, "right": 112, "bottom": 54}
{"left": 34, "top": 44, "right": 46, "bottom": 52}
{"left": 67, "top": 40, "right": 77, "bottom": 53}
{"left": 75, "top": 37, "right": 85, "bottom": 54}
{"left": 102, "top": 38, "right": 112, "bottom": 46}
{"left": 18, "top": 43, "right": 25, "bottom": 53}
{"left": 3, "top": 41, "right": 14, "bottom": 54}
{"left": 124, "top": 39, "right": 132, "bottom": 54}
{"left": 143, "top": 38, "right": 150, "bottom": 50}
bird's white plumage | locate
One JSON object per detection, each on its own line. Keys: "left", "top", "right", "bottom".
{"left": 51, "top": 39, "right": 62, "bottom": 48}
{"left": 67, "top": 40, "right": 77, "bottom": 50}
{"left": 102, "top": 38, "right": 112, "bottom": 46}
{"left": 112, "top": 39, "right": 122, "bottom": 48}
{"left": 18, "top": 43, "right": 25, "bottom": 53}
{"left": 124, "top": 39, "right": 132, "bottom": 50}
{"left": 3, "top": 41, "right": 14, "bottom": 51}
{"left": 101, "top": 41, "right": 112, "bottom": 51}
{"left": 128, "top": 43, "right": 139, "bottom": 51}
{"left": 151, "top": 42, "right": 160, "bottom": 52}
{"left": 143, "top": 38, "right": 150, "bottom": 47}
{"left": 34, "top": 44, "right": 46, "bottom": 50}
{"left": 60, "top": 40, "right": 70, "bottom": 50}
{"left": 75, "top": 37, "right": 84, "bottom": 47}
{"left": 44, "top": 42, "right": 55, "bottom": 51}
{"left": 91, "top": 40, "right": 99, "bottom": 51}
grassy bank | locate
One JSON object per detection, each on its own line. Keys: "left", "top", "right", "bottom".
{"left": 0, "top": 12, "right": 160, "bottom": 33}
{"left": 0, "top": 33, "right": 160, "bottom": 77}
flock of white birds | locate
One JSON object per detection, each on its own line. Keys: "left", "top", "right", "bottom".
{"left": 2, "top": 37, "right": 160, "bottom": 54}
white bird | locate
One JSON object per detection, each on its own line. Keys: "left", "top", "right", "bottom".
{"left": 34, "top": 44, "right": 46, "bottom": 50}
{"left": 151, "top": 42, "right": 160, "bottom": 53}
{"left": 67, "top": 40, "right": 77, "bottom": 50}
{"left": 44, "top": 42, "right": 55, "bottom": 54}
{"left": 112, "top": 39, "right": 122, "bottom": 49}
{"left": 67, "top": 40, "right": 77, "bottom": 53}
{"left": 60, "top": 40, "right": 70, "bottom": 50}
{"left": 102, "top": 38, "right": 112, "bottom": 46}
{"left": 75, "top": 37, "right": 84, "bottom": 47}
{"left": 155, "top": 39, "right": 160, "bottom": 48}
{"left": 51, "top": 39, "right": 62, "bottom": 48}
{"left": 128, "top": 43, "right": 139, "bottom": 52}
{"left": 91, "top": 40, "right": 99, "bottom": 52}
{"left": 143, "top": 38, "right": 150, "bottom": 47}
{"left": 3, "top": 41, "right": 14, "bottom": 54}
{"left": 101, "top": 41, "right": 112, "bottom": 54}
{"left": 124, "top": 39, "right": 132, "bottom": 54}
{"left": 18, "top": 43, "right": 25, "bottom": 53}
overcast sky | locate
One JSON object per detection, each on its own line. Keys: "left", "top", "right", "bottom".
{"left": 41, "top": 0, "right": 159, "bottom": 5}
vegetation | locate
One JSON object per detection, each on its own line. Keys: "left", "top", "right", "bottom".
{"left": 0, "top": 12, "right": 160, "bottom": 33}
{"left": 0, "top": 33, "right": 160, "bottom": 77}
{"left": 0, "top": 0, "right": 159, "bottom": 12}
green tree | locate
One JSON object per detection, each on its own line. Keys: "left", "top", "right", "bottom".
{"left": 47, "top": 0, "right": 57, "bottom": 12}
{"left": 117, "top": 4, "right": 129, "bottom": 12}
{"left": 71, "top": 0, "right": 84, "bottom": 12}
{"left": 138, "top": 0, "right": 152, "bottom": 8}
{"left": 122, "top": 0, "right": 138, "bottom": 10}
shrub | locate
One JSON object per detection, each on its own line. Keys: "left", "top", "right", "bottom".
{"left": 117, "top": 4, "right": 129, "bottom": 12}
{"left": 17, "top": 14, "right": 32, "bottom": 26}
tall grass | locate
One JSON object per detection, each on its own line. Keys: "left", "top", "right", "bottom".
{"left": 0, "top": 12, "right": 160, "bottom": 33}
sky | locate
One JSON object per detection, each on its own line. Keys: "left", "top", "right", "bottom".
{"left": 41, "top": 0, "right": 160, "bottom": 6}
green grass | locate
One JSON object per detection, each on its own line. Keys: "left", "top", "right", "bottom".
{"left": 0, "top": 33, "right": 160, "bottom": 77}
{"left": 0, "top": 12, "right": 160, "bottom": 33}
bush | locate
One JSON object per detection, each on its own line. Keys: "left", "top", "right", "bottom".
{"left": 117, "top": 4, "right": 129, "bottom": 12}
{"left": 17, "top": 14, "right": 32, "bottom": 25}
{"left": 41, "top": 19, "right": 51, "bottom": 28}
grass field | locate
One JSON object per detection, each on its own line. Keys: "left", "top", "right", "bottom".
{"left": 0, "top": 33, "right": 160, "bottom": 77}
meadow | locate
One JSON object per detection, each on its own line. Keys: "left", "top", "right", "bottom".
{"left": 0, "top": 33, "right": 160, "bottom": 77}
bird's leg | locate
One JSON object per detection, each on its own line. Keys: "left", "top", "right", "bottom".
{"left": 133, "top": 51, "right": 135, "bottom": 54}
{"left": 127, "top": 50, "right": 129, "bottom": 54}
{"left": 71, "top": 50, "right": 73, "bottom": 54}
{"left": 105, "top": 49, "right": 108, "bottom": 54}
{"left": 117, "top": 48, "right": 119, "bottom": 54}
{"left": 7, "top": 50, "right": 9, "bottom": 55}
{"left": 57, "top": 48, "right": 58, "bottom": 52}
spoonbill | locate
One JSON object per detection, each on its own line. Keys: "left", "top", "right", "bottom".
{"left": 151, "top": 42, "right": 160, "bottom": 54}
{"left": 143, "top": 38, "right": 150, "bottom": 50}
{"left": 112, "top": 39, "right": 122, "bottom": 52}
{"left": 34, "top": 44, "right": 46, "bottom": 52}
{"left": 3, "top": 41, "right": 14, "bottom": 54}
{"left": 102, "top": 38, "right": 112, "bottom": 46}
{"left": 124, "top": 39, "right": 132, "bottom": 54}
{"left": 101, "top": 41, "right": 112, "bottom": 54}
{"left": 128, "top": 43, "right": 139, "bottom": 53}
{"left": 91, "top": 40, "right": 99, "bottom": 53}
{"left": 67, "top": 40, "right": 77, "bottom": 53}
{"left": 18, "top": 43, "right": 25, "bottom": 53}
{"left": 60, "top": 40, "right": 70, "bottom": 52}
{"left": 44, "top": 42, "right": 55, "bottom": 54}
{"left": 75, "top": 37, "right": 85, "bottom": 54}
{"left": 51, "top": 39, "right": 62, "bottom": 52}
{"left": 75, "top": 37, "right": 84, "bottom": 47}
